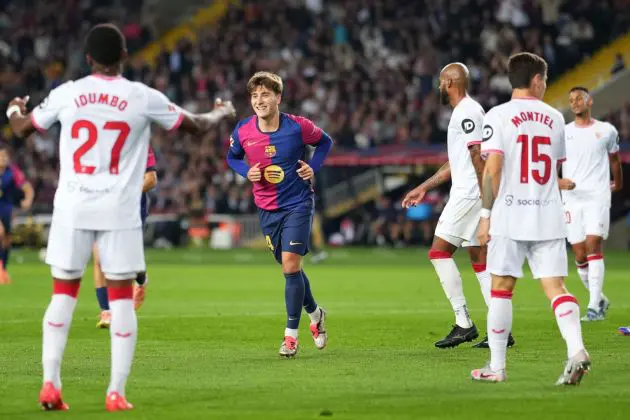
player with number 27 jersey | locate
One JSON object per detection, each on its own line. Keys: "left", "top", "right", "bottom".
{"left": 31, "top": 75, "right": 182, "bottom": 232}
{"left": 481, "top": 98, "right": 567, "bottom": 242}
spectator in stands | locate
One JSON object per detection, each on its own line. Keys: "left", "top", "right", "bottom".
{"left": 611, "top": 53, "right": 626, "bottom": 75}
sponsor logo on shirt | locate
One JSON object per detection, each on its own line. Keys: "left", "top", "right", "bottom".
{"left": 461, "top": 119, "right": 475, "bottom": 134}
{"left": 263, "top": 165, "right": 284, "bottom": 184}
{"left": 482, "top": 125, "right": 493, "bottom": 141}
{"left": 509, "top": 197, "right": 559, "bottom": 207}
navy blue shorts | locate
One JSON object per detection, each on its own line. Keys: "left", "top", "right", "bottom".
{"left": 259, "top": 206, "right": 314, "bottom": 264}
{"left": 0, "top": 212, "right": 11, "bottom": 234}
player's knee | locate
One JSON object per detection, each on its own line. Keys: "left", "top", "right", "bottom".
{"left": 585, "top": 237, "right": 603, "bottom": 256}
{"left": 281, "top": 253, "right": 302, "bottom": 273}
{"left": 491, "top": 275, "right": 516, "bottom": 292}
{"left": 428, "top": 248, "right": 452, "bottom": 260}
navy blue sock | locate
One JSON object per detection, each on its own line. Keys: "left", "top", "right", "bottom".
{"left": 136, "top": 271, "right": 147, "bottom": 286}
{"left": 96, "top": 287, "right": 110, "bottom": 311}
{"left": 284, "top": 271, "right": 305, "bottom": 329}
{"left": 301, "top": 270, "right": 318, "bottom": 314}
{"left": 0, "top": 246, "right": 8, "bottom": 269}
{"left": 3, "top": 247, "right": 8, "bottom": 269}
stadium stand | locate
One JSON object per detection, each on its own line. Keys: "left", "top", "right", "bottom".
{"left": 0, "top": 0, "right": 629, "bottom": 224}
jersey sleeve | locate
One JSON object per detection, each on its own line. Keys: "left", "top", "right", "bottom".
{"left": 607, "top": 124, "right": 620, "bottom": 154}
{"left": 145, "top": 87, "right": 184, "bottom": 131}
{"left": 555, "top": 124, "right": 567, "bottom": 162}
{"left": 30, "top": 82, "right": 72, "bottom": 131}
{"left": 480, "top": 110, "right": 504, "bottom": 157}
{"left": 146, "top": 147, "right": 157, "bottom": 172}
{"left": 457, "top": 106, "right": 484, "bottom": 147}
{"left": 228, "top": 125, "right": 245, "bottom": 158}
{"left": 291, "top": 115, "right": 324, "bottom": 145}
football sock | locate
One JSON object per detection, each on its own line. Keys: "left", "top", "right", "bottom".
{"left": 575, "top": 261, "right": 589, "bottom": 290}
{"left": 96, "top": 287, "right": 110, "bottom": 311}
{"left": 135, "top": 271, "right": 147, "bottom": 286}
{"left": 472, "top": 264, "right": 492, "bottom": 307}
{"left": 488, "top": 290, "right": 513, "bottom": 371}
{"left": 429, "top": 249, "right": 472, "bottom": 328}
{"left": 285, "top": 328, "right": 298, "bottom": 339}
{"left": 43, "top": 280, "right": 80, "bottom": 389}
{"left": 1, "top": 246, "right": 10, "bottom": 269}
{"left": 586, "top": 254, "right": 604, "bottom": 310}
{"left": 552, "top": 294, "right": 584, "bottom": 359}
{"left": 284, "top": 271, "right": 305, "bottom": 329}
{"left": 301, "top": 270, "right": 318, "bottom": 314}
{"left": 107, "top": 286, "right": 137, "bottom": 397}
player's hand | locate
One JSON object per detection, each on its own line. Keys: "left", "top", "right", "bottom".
{"left": 7, "top": 96, "right": 30, "bottom": 116}
{"left": 21, "top": 197, "right": 33, "bottom": 211}
{"left": 401, "top": 187, "right": 426, "bottom": 208}
{"left": 247, "top": 162, "right": 262, "bottom": 182}
{"left": 214, "top": 98, "right": 236, "bottom": 118}
{"left": 611, "top": 181, "right": 622, "bottom": 192}
{"left": 297, "top": 160, "right": 314, "bottom": 180}
{"left": 0, "top": 222, "right": 5, "bottom": 239}
{"left": 477, "top": 217, "right": 491, "bottom": 246}
{"left": 558, "top": 178, "right": 576, "bottom": 190}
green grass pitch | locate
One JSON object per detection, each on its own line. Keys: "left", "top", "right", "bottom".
{"left": 1, "top": 248, "right": 629, "bottom": 419}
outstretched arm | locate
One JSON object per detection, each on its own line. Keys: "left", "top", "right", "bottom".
{"left": 401, "top": 162, "right": 451, "bottom": 208}
{"left": 179, "top": 99, "right": 236, "bottom": 135}
{"left": 6, "top": 96, "right": 35, "bottom": 138}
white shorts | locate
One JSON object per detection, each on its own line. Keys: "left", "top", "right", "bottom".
{"left": 563, "top": 200, "right": 609, "bottom": 244}
{"left": 45, "top": 221, "right": 145, "bottom": 280}
{"left": 487, "top": 236, "right": 568, "bottom": 279}
{"left": 435, "top": 196, "right": 481, "bottom": 247}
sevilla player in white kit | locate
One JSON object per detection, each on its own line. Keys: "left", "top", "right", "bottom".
{"left": 471, "top": 53, "right": 590, "bottom": 385}
{"left": 6, "top": 24, "right": 234, "bottom": 411}
{"left": 559, "top": 87, "right": 623, "bottom": 322}
{"left": 403, "top": 63, "right": 509, "bottom": 349}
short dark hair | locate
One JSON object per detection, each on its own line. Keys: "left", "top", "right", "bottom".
{"left": 569, "top": 86, "right": 589, "bottom": 95}
{"left": 85, "top": 24, "right": 126, "bottom": 66}
{"left": 508, "top": 52, "right": 548, "bottom": 89}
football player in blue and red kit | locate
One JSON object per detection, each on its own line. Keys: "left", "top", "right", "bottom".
{"left": 0, "top": 144, "right": 34, "bottom": 284}
{"left": 227, "top": 71, "right": 334, "bottom": 357}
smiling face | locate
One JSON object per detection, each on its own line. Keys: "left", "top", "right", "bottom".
{"left": 247, "top": 71, "right": 283, "bottom": 120}
{"left": 250, "top": 85, "right": 280, "bottom": 120}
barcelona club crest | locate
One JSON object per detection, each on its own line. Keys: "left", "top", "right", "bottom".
{"left": 264, "top": 145, "right": 277, "bottom": 157}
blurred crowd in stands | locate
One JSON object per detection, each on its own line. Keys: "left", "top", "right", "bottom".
{"left": 0, "top": 0, "right": 629, "bottom": 243}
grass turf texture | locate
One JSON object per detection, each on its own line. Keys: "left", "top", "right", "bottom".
{"left": 1, "top": 248, "right": 629, "bottom": 419}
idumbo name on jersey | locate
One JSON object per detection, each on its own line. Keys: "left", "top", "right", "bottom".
{"left": 73, "top": 93, "right": 129, "bottom": 111}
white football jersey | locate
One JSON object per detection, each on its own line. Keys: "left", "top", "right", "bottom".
{"left": 481, "top": 98, "right": 566, "bottom": 241}
{"left": 562, "top": 119, "right": 619, "bottom": 205}
{"left": 31, "top": 75, "right": 183, "bottom": 230}
{"left": 447, "top": 96, "right": 485, "bottom": 199}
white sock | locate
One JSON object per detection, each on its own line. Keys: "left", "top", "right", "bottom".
{"left": 552, "top": 294, "right": 585, "bottom": 358}
{"left": 42, "top": 284, "right": 79, "bottom": 389}
{"left": 488, "top": 290, "right": 513, "bottom": 372}
{"left": 575, "top": 261, "right": 589, "bottom": 290}
{"left": 108, "top": 291, "right": 137, "bottom": 396}
{"left": 472, "top": 264, "right": 491, "bottom": 308}
{"left": 307, "top": 306, "right": 321, "bottom": 324}
{"left": 284, "top": 328, "right": 298, "bottom": 339}
{"left": 586, "top": 255, "right": 604, "bottom": 310}
{"left": 429, "top": 251, "right": 472, "bottom": 328}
